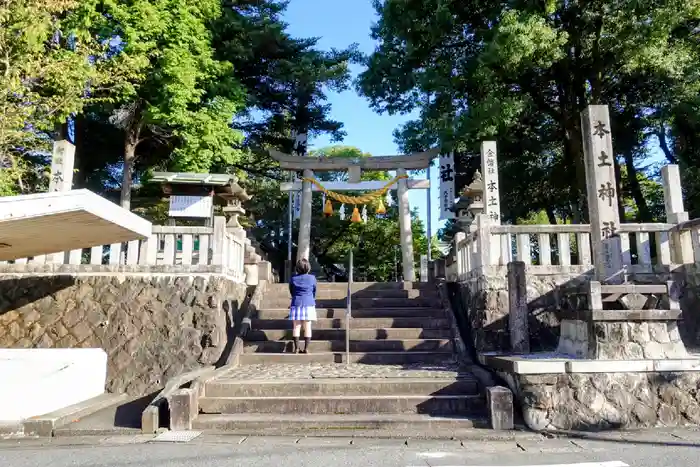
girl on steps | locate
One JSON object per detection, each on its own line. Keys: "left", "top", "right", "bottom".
{"left": 289, "top": 258, "right": 317, "bottom": 354}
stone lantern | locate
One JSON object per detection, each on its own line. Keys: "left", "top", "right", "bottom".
{"left": 452, "top": 170, "right": 484, "bottom": 232}
{"left": 220, "top": 178, "right": 252, "bottom": 237}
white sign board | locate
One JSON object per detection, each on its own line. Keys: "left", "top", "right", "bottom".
{"left": 168, "top": 195, "right": 213, "bottom": 218}
{"left": 420, "top": 255, "right": 429, "bottom": 282}
{"left": 438, "top": 152, "right": 456, "bottom": 220}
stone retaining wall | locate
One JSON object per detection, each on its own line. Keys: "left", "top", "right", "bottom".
{"left": 0, "top": 267, "right": 247, "bottom": 395}
{"left": 458, "top": 265, "right": 591, "bottom": 353}
{"left": 500, "top": 371, "right": 700, "bottom": 431}
{"left": 456, "top": 265, "right": 700, "bottom": 354}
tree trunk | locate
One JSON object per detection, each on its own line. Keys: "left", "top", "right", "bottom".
{"left": 121, "top": 119, "right": 142, "bottom": 210}
{"left": 657, "top": 125, "right": 677, "bottom": 164}
{"left": 546, "top": 207, "right": 557, "bottom": 225}
{"left": 623, "top": 151, "right": 652, "bottom": 222}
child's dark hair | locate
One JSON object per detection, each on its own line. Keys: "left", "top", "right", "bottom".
{"left": 295, "top": 258, "right": 311, "bottom": 275}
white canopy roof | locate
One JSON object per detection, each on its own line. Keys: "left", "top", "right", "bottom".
{"left": 0, "top": 189, "right": 152, "bottom": 261}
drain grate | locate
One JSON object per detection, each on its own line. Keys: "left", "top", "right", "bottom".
{"left": 151, "top": 430, "right": 202, "bottom": 443}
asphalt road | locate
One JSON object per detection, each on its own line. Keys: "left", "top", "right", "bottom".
{"left": 0, "top": 431, "right": 699, "bottom": 467}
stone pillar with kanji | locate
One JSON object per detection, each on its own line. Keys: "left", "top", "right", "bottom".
{"left": 480, "top": 141, "right": 501, "bottom": 225}
{"left": 581, "top": 105, "right": 624, "bottom": 283}
{"left": 48, "top": 140, "right": 76, "bottom": 263}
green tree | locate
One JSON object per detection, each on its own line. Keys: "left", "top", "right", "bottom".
{"left": 81, "top": 0, "right": 246, "bottom": 209}
{"left": 0, "top": 0, "right": 102, "bottom": 195}
{"left": 358, "top": 0, "right": 700, "bottom": 223}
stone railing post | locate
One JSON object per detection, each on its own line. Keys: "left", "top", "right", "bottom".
{"left": 211, "top": 216, "right": 227, "bottom": 266}
{"left": 662, "top": 165, "right": 694, "bottom": 264}
{"left": 454, "top": 231, "right": 466, "bottom": 281}
{"left": 507, "top": 261, "right": 530, "bottom": 353}
{"left": 475, "top": 214, "right": 492, "bottom": 267}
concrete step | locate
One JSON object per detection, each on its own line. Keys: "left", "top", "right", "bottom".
{"left": 246, "top": 328, "right": 453, "bottom": 341}
{"left": 254, "top": 308, "right": 445, "bottom": 319}
{"left": 263, "top": 290, "right": 436, "bottom": 300}
{"left": 199, "top": 394, "right": 484, "bottom": 415}
{"left": 205, "top": 377, "right": 480, "bottom": 398}
{"left": 192, "top": 413, "right": 489, "bottom": 437}
{"left": 243, "top": 339, "right": 453, "bottom": 353}
{"left": 268, "top": 282, "right": 436, "bottom": 292}
{"left": 238, "top": 351, "right": 455, "bottom": 365}
{"left": 263, "top": 297, "right": 440, "bottom": 308}
{"left": 251, "top": 317, "right": 451, "bottom": 330}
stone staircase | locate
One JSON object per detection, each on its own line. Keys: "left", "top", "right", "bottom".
{"left": 193, "top": 282, "right": 487, "bottom": 435}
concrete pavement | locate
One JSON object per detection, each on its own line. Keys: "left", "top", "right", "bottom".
{"left": 0, "top": 429, "right": 699, "bottom": 467}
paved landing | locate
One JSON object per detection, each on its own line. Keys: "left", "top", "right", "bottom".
{"left": 214, "top": 362, "right": 475, "bottom": 380}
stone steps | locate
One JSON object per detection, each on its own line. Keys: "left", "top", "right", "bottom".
{"left": 265, "top": 290, "right": 435, "bottom": 299}
{"left": 191, "top": 282, "right": 485, "bottom": 434}
{"left": 243, "top": 339, "right": 453, "bottom": 353}
{"left": 263, "top": 297, "right": 440, "bottom": 308}
{"left": 192, "top": 413, "right": 488, "bottom": 436}
{"left": 246, "top": 328, "right": 452, "bottom": 340}
{"left": 251, "top": 317, "right": 451, "bottom": 330}
{"left": 254, "top": 307, "right": 444, "bottom": 319}
{"left": 205, "top": 378, "right": 479, "bottom": 398}
{"left": 199, "top": 394, "right": 483, "bottom": 415}
{"left": 267, "top": 282, "right": 435, "bottom": 292}
{"left": 238, "top": 351, "right": 455, "bottom": 365}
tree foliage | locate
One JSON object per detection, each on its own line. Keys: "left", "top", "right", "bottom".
{"left": 359, "top": 0, "right": 700, "bottom": 223}
{"left": 0, "top": 0, "right": 103, "bottom": 195}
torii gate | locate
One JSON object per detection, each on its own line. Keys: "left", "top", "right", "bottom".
{"left": 269, "top": 148, "right": 439, "bottom": 282}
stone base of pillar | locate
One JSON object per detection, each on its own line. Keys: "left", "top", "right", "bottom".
{"left": 244, "top": 263, "right": 259, "bottom": 286}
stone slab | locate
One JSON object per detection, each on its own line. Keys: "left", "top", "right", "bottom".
{"left": 215, "top": 362, "right": 472, "bottom": 380}
{"left": 239, "top": 351, "right": 455, "bottom": 365}
{"left": 206, "top": 378, "right": 479, "bottom": 398}
{"left": 482, "top": 354, "right": 700, "bottom": 374}
{"left": 23, "top": 393, "right": 129, "bottom": 437}
{"left": 558, "top": 309, "right": 682, "bottom": 321}
{"left": 191, "top": 413, "right": 537, "bottom": 440}
{"left": 486, "top": 386, "right": 514, "bottom": 430}
{"left": 199, "top": 394, "right": 484, "bottom": 415}
{"left": 0, "top": 348, "right": 108, "bottom": 421}
{"left": 479, "top": 354, "right": 568, "bottom": 374}
{"left": 565, "top": 360, "right": 654, "bottom": 373}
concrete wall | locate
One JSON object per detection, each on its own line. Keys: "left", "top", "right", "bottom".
{"left": 455, "top": 265, "right": 700, "bottom": 354}
{"left": 0, "top": 265, "right": 247, "bottom": 396}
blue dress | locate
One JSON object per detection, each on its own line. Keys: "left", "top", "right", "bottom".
{"left": 288, "top": 273, "right": 317, "bottom": 321}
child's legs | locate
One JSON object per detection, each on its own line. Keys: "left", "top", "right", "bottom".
{"left": 292, "top": 320, "right": 302, "bottom": 337}
{"left": 303, "top": 320, "right": 312, "bottom": 338}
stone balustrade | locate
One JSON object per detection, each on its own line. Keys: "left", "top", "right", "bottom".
{"left": 453, "top": 220, "right": 695, "bottom": 281}
{"left": 0, "top": 216, "right": 246, "bottom": 283}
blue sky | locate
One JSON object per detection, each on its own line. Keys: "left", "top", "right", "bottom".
{"left": 282, "top": 0, "right": 445, "bottom": 236}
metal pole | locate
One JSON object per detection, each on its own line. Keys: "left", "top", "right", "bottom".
{"left": 427, "top": 164, "right": 432, "bottom": 262}
{"left": 287, "top": 182, "right": 293, "bottom": 281}
{"left": 346, "top": 248, "right": 353, "bottom": 366}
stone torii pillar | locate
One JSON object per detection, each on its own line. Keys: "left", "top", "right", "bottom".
{"left": 297, "top": 168, "right": 314, "bottom": 261}
{"left": 397, "top": 168, "right": 415, "bottom": 281}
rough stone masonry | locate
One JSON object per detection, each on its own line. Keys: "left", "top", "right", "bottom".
{"left": 0, "top": 269, "right": 246, "bottom": 395}
{"left": 508, "top": 371, "right": 700, "bottom": 431}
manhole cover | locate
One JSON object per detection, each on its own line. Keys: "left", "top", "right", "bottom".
{"left": 151, "top": 430, "right": 202, "bottom": 443}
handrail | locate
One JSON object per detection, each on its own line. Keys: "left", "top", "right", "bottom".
{"left": 671, "top": 217, "right": 700, "bottom": 232}
{"left": 617, "top": 223, "right": 675, "bottom": 233}
{"left": 346, "top": 248, "right": 353, "bottom": 367}
{"left": 152, "top": 226, "right": 213, "bottom": 234}
{"left": 490, "top": 224, "right": 590, "bottom": 234}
